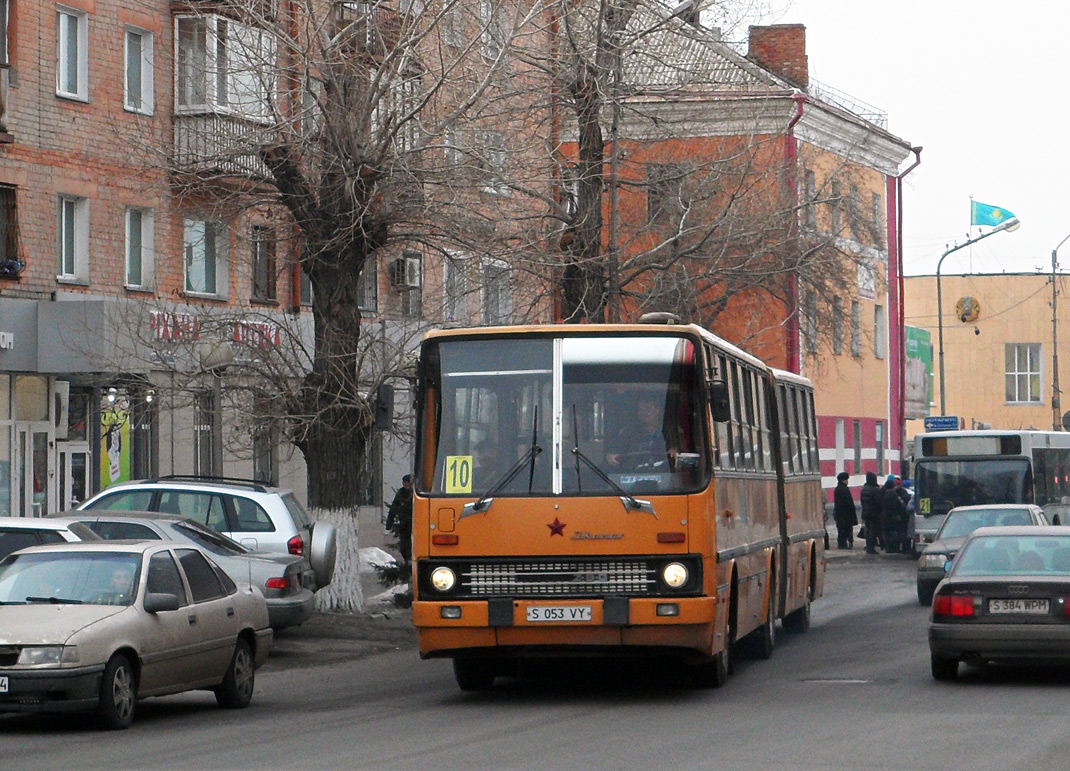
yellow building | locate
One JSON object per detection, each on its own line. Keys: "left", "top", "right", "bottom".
{"left": 904, "top": 272, "right": 1070, "bottom": 439}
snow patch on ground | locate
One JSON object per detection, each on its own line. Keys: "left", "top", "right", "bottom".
{"left": 359, "top": 546, "right": 397, "bottom": 574}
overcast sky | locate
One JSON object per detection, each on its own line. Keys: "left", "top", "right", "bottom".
{"left": 747, "top": 1, "right": 1068, "bottom": 277}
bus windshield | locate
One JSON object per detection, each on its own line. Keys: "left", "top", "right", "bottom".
{"left": 914, "top": 458, "right": 1032, "bottom": 518}
{"left": 422, "top": 334, "right": 709, "bottom": 497}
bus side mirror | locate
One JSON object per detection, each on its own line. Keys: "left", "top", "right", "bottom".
{"left": 374, "top": 383, "right": 394, "bottom": 430}
{"left": 710, "top": 380, "right": 730, "bottom": 423}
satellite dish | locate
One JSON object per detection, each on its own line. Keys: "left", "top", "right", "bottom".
{"left": 1062, "top": 411, "right": 1070, "bottom": 431}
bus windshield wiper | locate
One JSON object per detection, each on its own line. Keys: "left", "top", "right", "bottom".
{"left": 569, "top": 405, "right": 656, "bottom": 518}
{"left": 462, "top": 408, "right": 541, "bottom": 518}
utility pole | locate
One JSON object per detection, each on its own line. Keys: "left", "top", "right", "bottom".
{"left": 1052, "top": 239, "right": 1068, "bottom": 430}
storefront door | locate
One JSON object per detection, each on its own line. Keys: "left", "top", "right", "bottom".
{"left": 58, "top": 441, "right": 90, "bottom": 511}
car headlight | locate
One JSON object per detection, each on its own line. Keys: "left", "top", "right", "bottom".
{"left": 662, "top": 562, "right": 689, "bottom": 589}
{"left": 17, "top": 645, "right": 79, "bottom": 665}
{"left": 920, "top": 552, "right": 948, "bottom": 570}
{"left": 430, "top": 566, "right": 456, "bottom": 592}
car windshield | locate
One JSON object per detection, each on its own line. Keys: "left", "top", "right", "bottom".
{"left": 953, "top": 534, "right": 1070, "bottom": 576}
{"left": 0, "top": 551, "right": 142, "bottom": 606}
{"left": 937, "top": 508, "right": 1032, "bottom": 540}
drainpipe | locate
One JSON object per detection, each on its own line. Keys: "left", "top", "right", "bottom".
{"left": 894, "top": 146, "right": 922, "bottom": 475}
{"left": 784, "top": 92, "right": 806, "bottom": 373}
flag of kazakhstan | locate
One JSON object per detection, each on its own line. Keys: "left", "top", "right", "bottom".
{"left": 970, "top": 200, "right": 1016, "bottom": 227}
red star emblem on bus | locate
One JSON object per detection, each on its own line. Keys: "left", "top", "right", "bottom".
{"left": 548, "top": 517, "right": 566, "bottom": 536}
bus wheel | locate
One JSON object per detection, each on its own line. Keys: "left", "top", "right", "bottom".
{"left": 782, "top": 598, "right": 811, "bottom": 634}
{"left": 745, "top": 605, "right": 775, "bottom": 660}
{"left": 691, "top": 648, "right": 729, "bottom": 689}
{"left": 453, "top": 658, "right": 496, "bottom": 691}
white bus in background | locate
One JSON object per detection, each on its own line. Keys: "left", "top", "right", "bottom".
{"left": 911, "top": 430, "right": 1070, "bottom": 551}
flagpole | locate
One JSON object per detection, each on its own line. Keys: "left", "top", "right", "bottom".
{"left": 937, "top": 217, "right": 1021, "bottom": 416}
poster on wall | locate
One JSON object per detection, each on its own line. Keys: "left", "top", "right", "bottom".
{"left": 905, "top": 326, "right": 933, "bottom": 420}
{"left": 100, "top": 404, "right": 131, "bottom": 487}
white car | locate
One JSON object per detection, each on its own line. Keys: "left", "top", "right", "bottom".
{"left": 76, "top": 476, "right": 336, "bottom": 589}
{"left": 0, "top": 541, "right": 273, "bottom": 729}
{"left": 0, "top": 516, "right": 100, "bottom": 559}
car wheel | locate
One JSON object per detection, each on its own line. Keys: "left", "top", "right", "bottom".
{"left": 215, "top": 638, "right": 255, "bottom": 709}
{"left": 453, "top": 657, "right": 495, "bottom": 691}
{"left": 99, "top": 653, "right": 137, "bottom": 730}
{"left": 917, "top": 585, "right": 935, "bottom": 606}
{"left": 931, "top": 653, "right": 958, "bottom": 681}
{"left": 309, "top": 522, "right": 338, "bottom": 589}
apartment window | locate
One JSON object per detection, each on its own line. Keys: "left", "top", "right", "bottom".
{"left": 804, "top": 169, "right": 817, "bottom": 229}
{"left": 124, "top": 27, "right": 154, "bottom": 114}
{"left": 829, "top": 180, "right": 842, "bottom": 236}
{"left": 358, "top": 257, "right": 377, "bottom": 311}
{"left": 874, "top": 304, "right": 886, "bottom": 359}
{"left": 0, "top": 184, "right": 19, "bottom": 276}
{"left": 251, "top": 226, "right": 276, "bottom": 301}
{"left": 832, "top": 296, "right": 843, "bottom": 355}
{"left": 443, "top": 0, "right": 462, "bottom": 47}
{"left": 481, "top": 258, "right": 511, "bottom": 324}
{"left": 56, "top": 6, "right": 89, "bottom": 101}
{"left": 125, "top": 207, "right": 154, "bottom": 289}
{"left": 647, "top": 163, "right": 686, "bottom": 223}
{"left": 193, "top": 391, "right": 215, "bottom": 476}
{"left": 875, "top": 421, "right": 885, "bottom": 473}
{"left": 480, "top": 0, "right": 507, "bottom": 61}
{"left": 444, "top": 253, "right": 467, "bottom": 322}
{"left": 477, "top": 130, "right": 508, "bottom": 195}
{"left": 849, "top": 185, "right": 862, "bottom": 240}
{"left": 0, "top": 0, "right": 9, "bottom": 66}
{"left": 871, "top": 192, "right": 883, "bottom": 249}
{"left": 175, "top": 15, "right": 274, "bottom": 119}
{"left": 850, "top": 300, "right": 861, "bottom": 357}
{"left": 444, "top": 126, "right": 464, "bottom": 168}
{"left": 184, "top": 218, "right": 225, "bottom": 296}
{"left": 803, "top": 292, "right": 817, "bottom": 355}
{"left": 1005, "top": 343, "right": 1042, "bottom": 403}
{"left": 299, "top": 264, "right": 312, "bottom": 306}
{"left": 57, "top": 195, "right": 88, "bottom": 282}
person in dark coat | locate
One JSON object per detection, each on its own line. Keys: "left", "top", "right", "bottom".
{"left": 859, "top": 471, "right": 883, "bottom": 554}
{"left": 880, "top": 474, "right": 910, "bottom": 553}
{"left": 833, "top": 472, "right": 858, "bottom": 549}
{"left": 386, "top": 474, "right": 414, "bottom": 561}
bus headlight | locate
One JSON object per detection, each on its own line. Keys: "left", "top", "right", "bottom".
{"left": 430, "top": 566, "right": 457, "bottom": 592}
{"left": 662, "top": 562, "right": 689, "bottom": 589}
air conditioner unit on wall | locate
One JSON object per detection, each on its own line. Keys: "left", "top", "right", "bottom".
{"left": 392, "top": 256, "right": 421, "bottom": 288}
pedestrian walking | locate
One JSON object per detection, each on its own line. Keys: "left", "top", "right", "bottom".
{"left": 859, "top": 471, "right": 883, "bottom": 554}
{"left": 833, "top": 472, "right": 857, "bottom": 549}
{"left": 386, "top": 474, "right": 414, "bottom": 561}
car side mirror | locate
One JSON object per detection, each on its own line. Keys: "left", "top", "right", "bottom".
{"left": 143, "top": 592, "right": 181, "bottom": 614}
{"left": 943, "top": 560, "right": 953, "bottom": 574}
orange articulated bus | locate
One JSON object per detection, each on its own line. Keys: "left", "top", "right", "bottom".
{"left": 410, "top": 320, "right": 825, "bottom": 690}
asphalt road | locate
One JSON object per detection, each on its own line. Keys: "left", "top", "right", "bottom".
{"left": 8, "top": 551, "right": 1070, "bottom": 770}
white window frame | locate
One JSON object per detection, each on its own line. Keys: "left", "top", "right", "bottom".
{"left": 125, "top": 206, "right": 155, "bottom": 290}
{"left": 183, "top": 217, "right": 227, "bottom": 297}
{"left": 358, "top": 257, "right": 378, "bottom": 312}
{"left": 443, "top": 0, "right": 462, "bottom": 48}
{"left": 873, "top": 304, "right": 886, "bottom": 360}
{"left": 56, "top": 5, "right": 89, "bottom": 101}
{"left": 479, "top": 0, "right": 507, "bottom": 61}
{"left": 1005, "top": 343, "right": 1042, "bottom": 404}
{"left": 124, "top": 26, "right": 154, "bottom": 115}
{"left": 56, "top": 194, "right": 89, "bottom": 283}
{"left": 480, "top": 257, "right": 512, "bottom": 325}
{"left": 477, "top": 130, "right": 508, "bottom": 196}
{"left": 850, "top": 300, "right": 861, "bottom": 357}
{"left": 175, "top": 14, "right": 274, "bottom": 121}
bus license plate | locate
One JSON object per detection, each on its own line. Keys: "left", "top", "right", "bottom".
{"left": 0, "top": 676, "right": 7, "bottom": 693}
{"left": 988, "top": 598, "right": 1049, "bottom": 614}
{"left": 526, "top": 606, "right": 593, "bottom": 622}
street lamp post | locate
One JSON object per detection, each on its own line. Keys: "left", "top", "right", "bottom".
{"left": 937, "top": 217, "right": 1020, "bottom": 416}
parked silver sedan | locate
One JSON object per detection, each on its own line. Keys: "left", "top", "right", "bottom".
{"left": 929, "top": 526, "right": 1070, "bottom": 680}
{"left": 52, "top": 512, "right": 317, "bottom": 630}
{"left": 0, "top": 516, "right": 100, "bottom": 559}
{"left": 0, "top": 541, "right": 273, "bottom": 728}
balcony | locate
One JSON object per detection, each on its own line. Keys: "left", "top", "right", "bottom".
{"left": 173, "top": 112, "right": 271, "bottom": 179}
